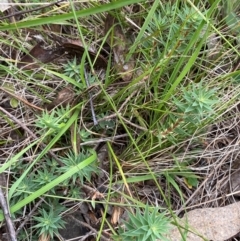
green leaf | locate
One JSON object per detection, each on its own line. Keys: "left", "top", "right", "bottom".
{"left": 9, "top": 98, "right": 18, "bottom": 108}
{"left": 185, "top": 177, "right": 199, "bottom": 188}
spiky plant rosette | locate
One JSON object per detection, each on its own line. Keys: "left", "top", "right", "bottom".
{"left": 117, "top": 205, "right": 171, "bottom": 241}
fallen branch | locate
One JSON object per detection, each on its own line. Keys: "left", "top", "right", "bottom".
{"left": 0, "top": 187, "right": 17, "bottom": 241}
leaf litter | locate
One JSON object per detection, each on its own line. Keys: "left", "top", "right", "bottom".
{"left": 17, "top": 42, "right": 64, "bottom": 70}
{"left": 0, "top": 2, "right": 240, "bottom": 241}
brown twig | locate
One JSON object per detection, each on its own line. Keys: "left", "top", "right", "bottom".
{"left": 0, "top": 0, "right": 65, "bottom": 21}
{"left": 0, "top": 87, "right": 44, "bottom": 112}
{"left": 77, "top": 231, "right": 95, "bottom": 241}
{"left": 15, "top": 198, "right": 44, "bottom": 236}
{"left": 176, "top": 149, "right": 232, "bottom": 215}
{"left": 0, "top": 187, "right": 17, "bottom": 241}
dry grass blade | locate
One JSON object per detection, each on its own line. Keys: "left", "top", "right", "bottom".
{"left": 0, "top": 1, "right": 239, "bottom": 240}
{"left": 0, "top": 86, "right": 44, "bottom": 111}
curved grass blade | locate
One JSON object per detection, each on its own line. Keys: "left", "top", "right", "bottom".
{"left": 0, "top": 0, "right": 145, "bottom": 31}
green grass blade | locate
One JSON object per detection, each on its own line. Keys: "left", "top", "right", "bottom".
{"left": 44, "top": 68, "right": 83, "bottom": 89}
{"left": 0, "top": 140, "right": 39, "bottom": 173}
{"left": 0, "top": 0, "right": 146, "bottom": 31}
{"left": 126, "top": 0, "right": 160, "bottom": 61}
{"left": 0, "top": 151, "right": 97, "bottom": 221}
{"left": 8, "top": 107, "right": 81, "bottom": 200}
{"left": 116, "top": 174, "right": 161, "bottom": 184}
{"left": 156, "top": 0, "right": 221, "bottom": 112}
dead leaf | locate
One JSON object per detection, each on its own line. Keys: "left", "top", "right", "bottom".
{"left": 43, "top": 24, "right": 62, "bottom": 34}
{"left": 62, "top": 39, "right": 108, "bottom": 68}
{"left": 91, "top": 190, "right": 104, "bottom": 200}
{"left": 38, "top": 233, "right": 50, "bottom": 241}
{"left": 105, "top": 13, "right": 134, "bottom": 81}
{"left": 18, "top": 42, "right": 64, "bottom": 70}
{"left": 45, "top": 86, "right": 75, "bottom": 110}
{"left": 111, "top": 206, "right": 123, "bottom": 225}
{"left": 168, "top": 202, "right": 240, "bottom": 241}
{"left": 87, "top": 210, "right": 99, "bottom": 225}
